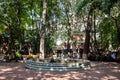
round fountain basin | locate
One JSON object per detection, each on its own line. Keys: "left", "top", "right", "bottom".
{"left": 24, "top": 58, "right": 91, "bottom": 71}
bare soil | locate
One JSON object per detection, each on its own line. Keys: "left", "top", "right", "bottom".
{"left": 0, "top": 61, "right": 120, "bottom": 80}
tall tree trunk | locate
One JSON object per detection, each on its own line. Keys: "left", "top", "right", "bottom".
{"left": 83, "top": 10, "right": 92, "bottom": 59}
{"left": 93, "top": 11, "right": 97, "bottom": 53}
{"left": 40, "top": 0, "right": 47, "bottom": 59}
{"left": 16, "top": 0, "right": 22, "bottom": 50}
{"left": 8, "top": 26, "right": 14, "bottom": 52}
{"left": 115, "top": 19, "right": 120, "bottom": 46}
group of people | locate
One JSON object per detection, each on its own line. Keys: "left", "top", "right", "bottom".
{"left": 61, "top": 42, "right": 84, "bottom": 59}
{"left": 60, "top": 42, "right": 120, "bottom": 62}
{"left": 88, "top": 48, "right": 120, "bottom": 61}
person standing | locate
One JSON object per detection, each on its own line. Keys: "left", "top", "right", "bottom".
{"left": 15, "top": 50, "right": 21, "bottom": 62}
{"left": 79, "top": 43, "right": 84, "bottom": 59}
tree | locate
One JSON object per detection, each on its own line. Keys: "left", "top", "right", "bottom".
{"left": 76, "top": 0, "right": 95, "bottom": 58}
{"left": 40, "top": 0, "right": 47, "bottom": 59}
{"left": 76, "top": 0, "right": 120, "bottom": 57}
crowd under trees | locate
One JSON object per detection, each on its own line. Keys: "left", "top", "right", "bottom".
{"left": 0, "top": 0, "right": 120, "bottom": 60}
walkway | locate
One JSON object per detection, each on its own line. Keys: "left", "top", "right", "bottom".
{"left": 0, "top": 61, "right": 120, "bottom": 80}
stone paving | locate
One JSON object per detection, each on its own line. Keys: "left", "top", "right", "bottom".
{"left": 0, "top": 61, "right": 120, "bottom": 80}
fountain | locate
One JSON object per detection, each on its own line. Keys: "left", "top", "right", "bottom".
{"left": 24, "top": 56, "right": 91, "bottom": 71}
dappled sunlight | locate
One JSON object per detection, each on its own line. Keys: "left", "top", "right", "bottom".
{"left": 0, "top": 77, "right": 6, "bottom": 80}
{"left": 107, "top": 75, "right": 119, "bottom": 80}
{"left": 1, "top": 68, "right": 12, "bottom": 72}
{"left": 101, "top": 76, "right": 119, "bottom": 80}
{"left": 100, "top": 76, "right": 110, "bottom": 80}
{"left": 26, "top": 77, "right": 34, "bottom": 80}
{"left": 0, "top": 0, "right": 120, "bottom": 79}
{"left": 0, "top": 62, "right": 120, "bottom": 80}
{"left": 113, "top": 66, "right": 119, "bottom": 69}
{"left": 40, "top": 71, "right": 87, "bottom": 80}
{"left": 94, "top": 71, "right": 101, "bottom": 74}
{"left": 112, "top": 69, "right": 120, "bottom": 72}
{"left": 34, "top": 71, "right": 86, "bottom": 80}
{"left": 41, "top": 73, "right": 80, "bottom": 80}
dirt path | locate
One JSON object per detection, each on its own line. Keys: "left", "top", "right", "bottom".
{"left": 0, "top": 61, "right": 120, "bottom": 80}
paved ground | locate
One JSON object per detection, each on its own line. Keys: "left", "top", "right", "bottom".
{"left": 0, "top": 61, "right": 120, "bottom": 80}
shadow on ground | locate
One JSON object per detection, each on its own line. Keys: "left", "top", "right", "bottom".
{"left": 0, "top": 61, "right": 120, "bottom": 80}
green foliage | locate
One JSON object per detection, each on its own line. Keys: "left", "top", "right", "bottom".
{"left": 45, "top": 33, "right": 55, "bottom": 52}
{"left": 98, "top": 17, "right": 118, "bottom": 48}
{"left": 0, "top": 0, "right": 119, "bottom": 52}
